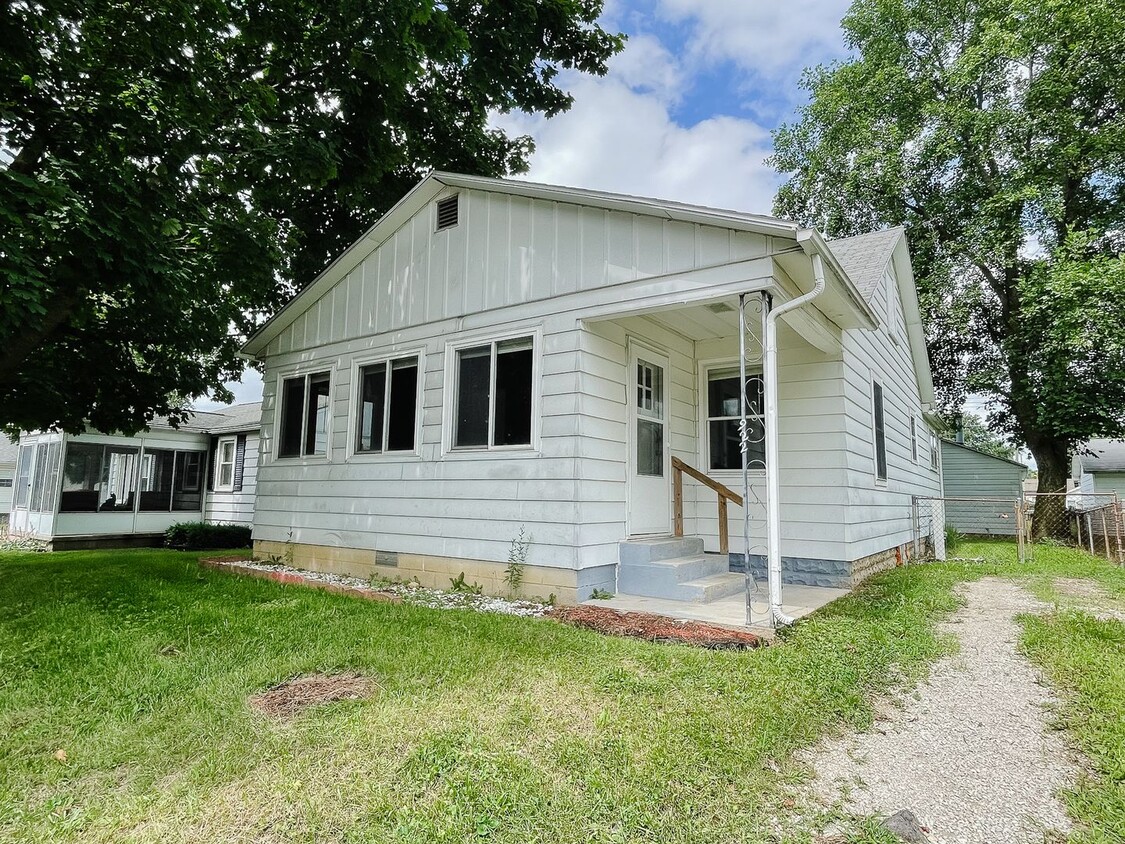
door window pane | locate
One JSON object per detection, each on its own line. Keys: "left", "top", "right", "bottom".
{"left": 636, "top": 360, "right": 663, "bottom": 418}
{"left": 637, "top": 419, "right": 664, "bottom": 476}
{"left": 14, "top": 446, "right": 33, "bottom": 508}
{"left": 455, "top": 346, "right": 491, "bottom": 447}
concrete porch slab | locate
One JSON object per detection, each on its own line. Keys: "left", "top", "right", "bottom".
{"left": 584, "top": 583, "right": 850, "bottom": 637}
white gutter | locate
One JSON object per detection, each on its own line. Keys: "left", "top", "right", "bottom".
{"left": 762, "top": 242, "right": 828, "bottom": 627}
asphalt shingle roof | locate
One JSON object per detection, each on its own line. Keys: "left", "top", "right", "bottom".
{"left": 150, "top": 402, "right": 262, "bottom": 435}
{"left": 827, "top": 227, "right": 905, "bottom": 302}
{"left": 1078, "top": 439, "right": 1125, "bottom": 473}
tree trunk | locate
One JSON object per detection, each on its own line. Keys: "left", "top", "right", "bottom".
{"left": 1028, "top": 437, "right": 1071, "bottom": 541}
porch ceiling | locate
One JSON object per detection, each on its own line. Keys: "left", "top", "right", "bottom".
{"left": 645, "top": 298, "right": 747, "bottom": 341}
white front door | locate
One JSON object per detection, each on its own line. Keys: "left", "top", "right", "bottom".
{"left": 627, "top": 342, "right": 671, "bottom": 536}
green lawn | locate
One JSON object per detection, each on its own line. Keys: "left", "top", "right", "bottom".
{"left": 0, "top": 544, "right": 1121, "bottom": 843}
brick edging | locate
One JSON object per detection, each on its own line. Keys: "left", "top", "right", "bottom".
{"left": 198, "top": 557, "right": 402, "bottom": 604}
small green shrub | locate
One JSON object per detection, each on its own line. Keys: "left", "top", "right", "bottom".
{"left": 944, "top": 525, "right": 963, "bottom": 552}
{"left": 589, "top": 588, "right": 614, "bottom": 600}
{"left": 165, "top": 522, "right": 252, "bottom": 551}
{"left": 504, "top": 526, "right": 531, "bottom": 596}
{"left": 449, "top": 572, "right": 483, "bottom": 595}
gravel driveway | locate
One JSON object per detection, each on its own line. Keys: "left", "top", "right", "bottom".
{"left": 805, "top": 577, "right": 1077, "bottom": 844}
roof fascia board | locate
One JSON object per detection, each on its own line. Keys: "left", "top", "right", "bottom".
{"left": 796, "top": 228, "right": 880, "bottom": 330}
{"left": 892, "top": 237, "right": 936, "bottom": 408}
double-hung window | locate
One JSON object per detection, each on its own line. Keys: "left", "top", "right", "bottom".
{"left": 278, "top": 371, "right": 331, "bottom": 458}
{"left": 873, "top": 381, "right": 888, "bottom": 481}
{"left": 453, "top": 337, "right": 534, "bottom": 449}
{"left": 215, "top": 437, "right": 237, "bottom": 489}
{"left": 707, "top": 367, "right": 765, "bottom": 471}
{"left": 356, "top": 355, "right": 419, "bottom": 453}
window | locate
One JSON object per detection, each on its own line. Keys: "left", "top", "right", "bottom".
{"left": 215, "top": 437, "right": 236, "bottom": 490}
{"left": 707, "top": 367, "right": 765, "bottom": 471}
{"left": 0, "top": 479, "right": 11, "bottom": 488}
{"left": 636, "top": 358, "right": 665, "bottom": 476}
{"left": 278, "top": 371, "right": 331, "bottom": 458}
{"left": 59, "top": 443, "right": 139, "bottom": 512}
{"left": 930, "top": 431, "right": 939, "bottom": 470}
{"left": 26, "top": 442, "right": 61, "bottom": 513}
{"left": 435, "top": 195, "right": 459, "bottom": 231}
{"left": 453, "top": 337, "right": 534, "bottom": 449}
{"left": 873, "top": 381, "right": 887, "bottom": 481}
{"left": 139, "top": 449, "right": 205, "bottom": 512}
{"left": 356, "top": 356, "right": 419, "bottom": 453}
{"left": 910, "top": 415, "right": 919, "bottom": 462}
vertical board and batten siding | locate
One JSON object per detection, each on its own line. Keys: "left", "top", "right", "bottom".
{"left": 840, "top": 262, "right": 941, "bottom": 557}
{"left": 254, "top": 188, "right": 781, "bottom": 574}
{"left": 939, "top": 440, "right": 1025, "bottom": 536}
{"left": 204, "top": 435, "right": 259, "bottom": 527}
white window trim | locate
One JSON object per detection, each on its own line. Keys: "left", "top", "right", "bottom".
{"left": 345, "top": 347, "right": 426, "bottom": 461}
{"left": 697, "top": 357, "right": 766, "bottom": 477}
{"left": 910, "top": 414, "right": 919, "bottom": 463}
{"left": 272, "top": 366, "right": 335, "bottom": 463}
{"left": 215, "top": 436, "right": 237, "bottom": 491}
{"left": 441, "top": 325, "right": 543, "bottom": 456}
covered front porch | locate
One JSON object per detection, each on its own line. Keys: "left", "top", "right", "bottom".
{"left": 576, "top": 240, "right": 877, "bottom": 627}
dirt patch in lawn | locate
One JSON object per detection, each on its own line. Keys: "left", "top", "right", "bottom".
{"left": 548, "top": 605, "right": 763, "bottom": 649}
{"left": 249, "top": 673, "right": 376, "bottom": 718}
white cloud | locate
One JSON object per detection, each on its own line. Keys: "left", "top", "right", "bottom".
{"left": 656, "top": 0, "right": 852, "bottom": 78}
{"left": 495, "top": 37, "right": 780, "bottom": 214}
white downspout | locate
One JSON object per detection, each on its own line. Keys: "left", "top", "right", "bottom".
{"left": 763, "top": 248, "right": 827, "bottom": 627}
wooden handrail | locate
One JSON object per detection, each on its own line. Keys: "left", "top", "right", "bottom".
{"left": 671, "top": 457, "right": 743, "bottom": 555}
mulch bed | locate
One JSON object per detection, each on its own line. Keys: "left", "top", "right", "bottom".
{"left": 548, "top": 605, "right": 763, "bottom": 649}
{"left": 199, "top": 557, "right": 402, "bottom": 604}
{"left": 249, "top": 673, "right": 376, "bottom": 718}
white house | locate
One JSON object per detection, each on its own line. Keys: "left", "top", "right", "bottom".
{"left": 8, "top": 403, "right": 261, "bottom": 549}
{"left": 241, "top": 173, "right": 942, "bottom": 607}
{"left": 1072, "top": 439, "right": 1125, "bottom": 504}
{"left": 0, "top": 437, "right": 18, "bottom": 523}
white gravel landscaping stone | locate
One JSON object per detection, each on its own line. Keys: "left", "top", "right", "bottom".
{"left": 227, "top": 559, "right": 550, "bottom": 617}
{"left": 806, "top": 577, "right": 1077, "bottom": 844}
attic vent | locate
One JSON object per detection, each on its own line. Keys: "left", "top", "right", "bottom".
{"left": 435, "top": 195, "right": 459, "bottom": 231}
{"left": 705, "top": 302, "right": 734, "bottom": 314}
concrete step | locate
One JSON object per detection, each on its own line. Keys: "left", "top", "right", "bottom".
{"left": 618, "top": 535, "right": 705, "bottom": 565}
{"left": 617, "top": 551, "right": 732, "bottom": 600}
{"left": 678, "top": 572, "right": 748, "bottom": 603}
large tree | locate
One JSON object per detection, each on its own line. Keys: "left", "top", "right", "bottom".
{"left": 771, "top": 0, "right": 1125, "bottom": 535}
{"left": 1, "top": 0, "right": 622, "bottom": 435}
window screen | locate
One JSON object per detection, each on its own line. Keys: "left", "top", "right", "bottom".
{"left": 873, "top": 381, "right": 887, "bottom": 480}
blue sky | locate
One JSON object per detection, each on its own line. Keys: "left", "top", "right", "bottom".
{"left": 198, "top": 0, "right": 856, "bottom": 410}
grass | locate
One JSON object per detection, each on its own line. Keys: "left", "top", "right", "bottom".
{"left": 0, "top": 544, "right": 1120, "bottom": 843}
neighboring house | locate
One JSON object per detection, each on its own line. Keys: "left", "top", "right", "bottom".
{"left": 8, "top": 403, "right": 261, "bottom": 549}
{"left": 0, "top": 437, "right": 18, "bottom": 523}
{"left": 940, "top": 439, "right": 1028, "bottom": 536}
{"left": 241, "top": 173, "right": 942, "bottom": 604}
{"left": 1072, "top": 439, "right": 1125, "bottom": 505}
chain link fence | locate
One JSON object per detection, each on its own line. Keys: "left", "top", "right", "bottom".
{"left": 911, "top": 492, "right": 1124, "bottom": 564}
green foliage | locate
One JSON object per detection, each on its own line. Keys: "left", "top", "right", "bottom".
{"left": 449, "top": 571, "right": 483, "bottom": 595}
{"left": 589, "top": 588, "right": 614, "bottom": 600}
{"left": 944, "top": 526, "right": 963, "bottom": 552}
{"left": 771, "top": 0, "right": 1125, "bottom": 495}
{"left": 954, "top": 412, "right": 1019, "bottom": 460}
{"left": 164, "top": 522, "right": 251, "bottom": 551}
{"left": 503, "top": 526, "right": 530, "bottom": 596}
{"left": 0, "top": 1, "right": 623, "bottom": 435}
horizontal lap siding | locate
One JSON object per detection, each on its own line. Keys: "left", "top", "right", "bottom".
{"left": 255, "top": 319, "right": 584, "bottom": 570}
{"left": 205, "top": 436, "right": 258, "bottom": 526}
{"left": 841, "top": 264, "right": 941, "bottom": 558}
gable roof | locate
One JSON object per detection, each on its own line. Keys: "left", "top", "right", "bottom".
{"left": 242, "top": 171, "right": 882, "bottom": 357}
{"left": 1077, "top": 439, "right": 1125, "bottom": 472}
{"left": 941, "top": 438, "right": 1029, "bottom": 470}
{"left": 827, "top": 227, "right": 906, "bottom": 302}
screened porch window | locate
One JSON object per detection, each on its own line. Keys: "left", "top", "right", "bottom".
{"left": 14, "top": 446, "right": 32, "bottom": 508}
{"left": 707, "top": 368, "right": 765, "bottom": 471}
{"left": 139, "top": 449, "right": 204, "bottom": 512}
{"left": 24, "top": 442, "right": 61, "bottom": 514}
{"left": 356, "top": 356, "right": 419, "bottom": 453}
{"left": 278, "top": 372, "right": 331, "bottom": 458}
{"left": 59, "top": 443, "right": 140, "bottom": 512}
{"left": 453, "top": 337, "right": 533, "bottom": 449}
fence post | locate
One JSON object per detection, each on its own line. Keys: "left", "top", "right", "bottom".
{"left": 1016, "top": 499, "right": 1025, "bottom": 564}
{"left": 1087, "top": 513, "right": 1095, "bottom": 555}
{"left": 911, "top": 496, "right": 920, "bottom": 560}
